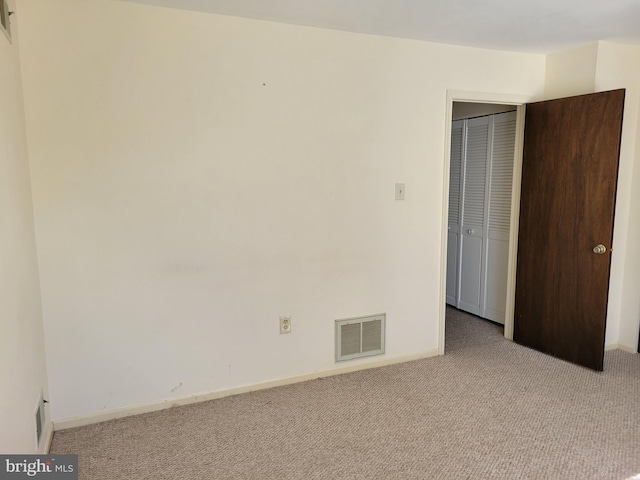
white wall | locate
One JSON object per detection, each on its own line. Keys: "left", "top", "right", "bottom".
{"left": 17, "top": 0, "right": 546, "bottom": 421}
{"left": 544, "top": 42, "right": 598, "bottom": 99}
{"left": 0, "top": 0, "right": 50, "bottom": 453}
{"left": 594, "top": 42, "right": 640, "bottom": 350}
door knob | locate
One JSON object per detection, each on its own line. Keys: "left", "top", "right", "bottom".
{"left": 593, "top": 244, "right": 607, "bottom": 254}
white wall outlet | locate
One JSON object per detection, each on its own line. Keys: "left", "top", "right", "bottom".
{"left": 395, "top": 183, "right": 405, "bottom": 200}
{"left": 280, "top": 316, "right": 292, "bottom": 334}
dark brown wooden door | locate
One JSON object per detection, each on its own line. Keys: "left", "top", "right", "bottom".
{"left": 514, "top": 89, "right": 625, "bottom": 371}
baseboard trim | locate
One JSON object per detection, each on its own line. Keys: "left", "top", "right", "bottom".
{"left": 606, "top": 343, "right": 637, "bottom": 354}
{"left": 53, "top": 349, "right": 439, "bottom": 431}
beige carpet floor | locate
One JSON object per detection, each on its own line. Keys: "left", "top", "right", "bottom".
{"left": 51, "top": 307, "right": 640, "bottom": 479}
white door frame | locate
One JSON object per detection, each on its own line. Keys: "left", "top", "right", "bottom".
{"left": 438, "top": 90, "right": 534, "bottom": 355}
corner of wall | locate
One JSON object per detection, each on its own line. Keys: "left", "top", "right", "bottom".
{"left": 0, "top": 0, "right": 51, "bottom": 454}
{"left": 595, "top": 42, "right": 640, "bottom": 349}
{"left": 544, "top": 42, "right": 598, "bottom": 99}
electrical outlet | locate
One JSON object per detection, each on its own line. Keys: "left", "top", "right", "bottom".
{"left": 280, "top": 316, "right": 292, "bottom": 334}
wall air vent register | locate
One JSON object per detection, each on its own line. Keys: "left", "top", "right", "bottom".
{"left": 335, "top": 314, "right": 385, "bottom": 362}
{"left": 0, "top": 0, "right": 10, "bottom": 41}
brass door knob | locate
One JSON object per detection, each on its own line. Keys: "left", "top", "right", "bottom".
{"left": 593, "top": 244, "right": 607, "bottom": 254}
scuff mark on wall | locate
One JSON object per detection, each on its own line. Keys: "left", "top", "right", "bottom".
{"left": 103, "top": 392, "right": 113, "bottom": 410}
{"left": 170, "top": 382, "right": 183, "bottom": 393}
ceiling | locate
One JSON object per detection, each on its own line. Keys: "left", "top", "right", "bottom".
{"left": 121, "top": 0, "right": 640, "bottom": 54}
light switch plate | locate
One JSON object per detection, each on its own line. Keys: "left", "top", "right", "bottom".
{"left": 395, "top": 183, "right": 405, "bottom": 200}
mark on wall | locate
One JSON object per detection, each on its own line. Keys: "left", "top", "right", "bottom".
{"left": 102, "top": 392, "right": 113, "bottom": 410}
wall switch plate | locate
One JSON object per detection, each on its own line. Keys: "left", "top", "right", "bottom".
{"left": 280, "top": 316, "right": 292, "bottom": 334}
{"left": 395, "top": 183, "right": 405, "bottom": 200}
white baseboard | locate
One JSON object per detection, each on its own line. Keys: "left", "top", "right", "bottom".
{"left": 606, "top": 343, "right": 637, "bottom": 354}
{"left": 53, "top": 349, "right": 439, "bottom": 431}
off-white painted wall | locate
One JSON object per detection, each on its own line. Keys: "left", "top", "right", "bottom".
{"left": 17, "top": 0, "right": 546, "bottom": 421}
{"left": 594, "top": 42, "right": 640, "bottom": 350}
{"left": 544, "top": 42, "right": 598, "bottom": 99}
{"left": 0, "top": 0, "right": 50, "bottom": 453}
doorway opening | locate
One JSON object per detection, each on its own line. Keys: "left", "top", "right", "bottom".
{"left": 440, "top": 90, "right": 624, "bottom": 370}
{"left": 446, "top": 102, "right": 516, "bottom": 324}
{"left": 438, "top": 91, "right": 533, "bottom": 355}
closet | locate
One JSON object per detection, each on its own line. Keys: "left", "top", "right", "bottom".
{"left": 446, "top": 110, "right": 516, "bottom": 324}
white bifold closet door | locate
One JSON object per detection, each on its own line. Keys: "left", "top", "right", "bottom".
{"left": 447, "top": 111, "right": 516, "bottom": 324}
{"left": 446, "top": 120, "right": 464, "bottom": 305}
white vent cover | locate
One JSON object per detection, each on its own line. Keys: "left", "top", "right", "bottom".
{"left": 35, "top": 392, "right": 45, "bottom": 448}
{"left": 335, "top": 314, "right": 385, "bottom": 362}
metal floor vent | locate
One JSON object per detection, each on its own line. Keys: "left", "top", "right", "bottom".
{"left": 335, "top": 314, "right": 385, "bottom": 362}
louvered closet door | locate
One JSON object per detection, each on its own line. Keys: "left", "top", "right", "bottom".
{"left": 482, "top": 112, "right": 516, "bottom": 324}
{"left": 446, "top": 120, "right": 464, "bottom": 305}
{"left": 459, "top": 116, "right": 489, "bottom": 315}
